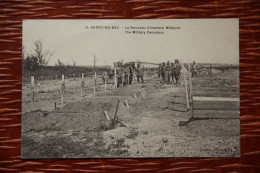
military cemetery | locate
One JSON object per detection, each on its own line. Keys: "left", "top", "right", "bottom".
{"left": 22, "top": 19, "right": 239, "bottom": 158}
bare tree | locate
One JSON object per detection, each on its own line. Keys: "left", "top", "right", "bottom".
{"left": 22, "top": 46, "right": 38, "bottom": 77}
{"left": 33, "top": 40, "right": 53, "bottom": 67}
{"left": 56, "top": 59, "right": 64, "bottom": 67}
{"left": 33, "top": 39, "right": 53, "bottom": 81}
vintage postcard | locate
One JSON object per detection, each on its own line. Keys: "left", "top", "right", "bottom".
{"left": 22, "top": 19, "right": 239, "bottom": 158}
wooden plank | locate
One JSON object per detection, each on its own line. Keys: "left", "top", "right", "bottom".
{"left": 193, "top": 97, "right": 239, "bottom": 110}
{"left": 193, "top": 110, "right": 239, "bottom": 119}
{"left": 193, "top": 87, "right": 239, "bottom": 92}
{"left": 193, "top": 89, "right": 239, "bottom": 93}
{"left": 193, "top": 102, "right": 239, "bottom": 110}
{"left": 193, "top": 91, "right": 239, "bottom": 98}
{"left": 193, "top": 96, "right": 239, "bottom": 102}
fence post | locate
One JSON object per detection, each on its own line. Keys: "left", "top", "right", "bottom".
{"left": 125, "top": 99, "right": 129, "bottom": 109}
{"left": 132, "top": 73, "right": 135, "bottom": 84}
{"left": 182, "top": 63, "right": 190, "bottom": 110}
{"left": 61, "top": 74, "right": 65, "bottom": 109}
{"left": 114, "top": 68, "right": 117, "bottom": 90}
{"left": 31, "top": 76, "right": 35, "bottom": 109}
{"left": 188, "top": 64, "right": 193, "bottom": 107}
{"left": 94, "top": 72, "right": 96, "bottom": 94}
{"left": 104, "top": 75, "right": 107, "bottom": 92}
{"left": 81, "top": 73, "right": 84, "bottom": 99}
{"left": 122, "top": 72, "right": 124, "bottom": 87}
{"left": 127, "top": 74, "right": 130, "bottom": 85}
{"left": 104, "top": 111, "right": 110, "bottom": 121}
{"left": 133, "top": 93, "right": 137, "bottom": 100}
{"left": 210, "top": 64, "right": 212, "bottom": 77}
{"left": 82, "top": 73, "right": 84, "bottom": 79}
{"left": 113, "top": 100, "right": 120, "bottom": 125}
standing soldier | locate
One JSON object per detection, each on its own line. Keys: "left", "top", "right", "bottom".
{"left": 165, "top": 61, "right": 171, "bottom": 83}
{"left": 129, "top": 62, "right": 134, "bottom": 84}
{"left": 113, "top": 62, "right": 117, "bottom": 84}
{"left": 136, "top": 63, "right": 144, "bottom": 83}
{"left": 109, "top": 68, "right": 114, "bottom": 80}
{"left": 124, "top": 63, "right": 130, "bottom": 85}
{"left": 171, "top": 62, "right": 175, "bottom": 84}
{"left": 117, "top": 62, "right": 122, "bottom": 87}
{"left": 158, "top": 64, "right": 161, "bottom": 78}
{"left": 102, "top": 71, "right": 107, "bottom": 84}
{"left": 148, "top": 68, "right": 151, "bottom": 77}
{"left": 132, "top": 62, "right": 137, "bottom": 83}
{"left": 121, "top": 64, "right": 125, "bottom": 86}
{"left": 191, "top": 61, "right": 198, "bottom": 77}
{"left": 174, "top": 59, "right": 181, "bottom": 85}
{"left": 161, "top": 62, "right": 166, "bottom": 81}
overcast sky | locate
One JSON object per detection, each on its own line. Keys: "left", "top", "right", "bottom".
{"left": 23, "top": 19, "right": 239, "bottom": 66}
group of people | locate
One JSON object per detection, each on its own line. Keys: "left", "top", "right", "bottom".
{"left": 158, "top": 59, "right": 182, "bottom": 84}
{"left": 102, "top": 60, "right": 199, "bottom": 87}
{"left": 102, "top": 61, "right": 145, "bottom": 88}
{"left": 158, "top": 60, "right": 199, "bottom": 84}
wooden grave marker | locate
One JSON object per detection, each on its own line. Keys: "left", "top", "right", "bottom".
{"left": 31, "top": 76, "right": 35, "bottom": 109}
{"left": 81, "top": 73, "right": 84, "bottom": 98}
{"left": 61, "top": 74, "right": 65, "bottom": 109}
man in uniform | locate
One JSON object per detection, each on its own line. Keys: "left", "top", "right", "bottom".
{"left": 128, "top": 62, "right": 134, "bottom": 84}
{"left": 136, "top": 63, "right": 144, "bottom": 83}
{"left": 191, "top": 61, "right": 198, "bottom": 77}
{"left": 102, "top": 71, "right": 107, "bottom": 84}
{"left": 117, "top": 62, "right": 122, "bottom": 87}
{"left": 171, "top": 62, "right": 176, "bottom": 84}
{"left": 158, "top": 64, "right": 161, "bottom": 78}
{"left": 108, "top": 68, "right": 114, "bottom": 79}
{"left": 161, "top": 62, "right": 166, "bottom": 81}
{"left": 132, "top": 62, "right": 137, "bottom": 83}
{"left": 165, "top": 61, "right": 172, "bottom": 83}
{"left": 174, "top": 59, "right": 181, "bottom": 85}
{"left": 124, "top": 63, "right": 130, "bottom": 85}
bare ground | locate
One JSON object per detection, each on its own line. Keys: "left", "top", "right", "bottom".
{"left": 22, "top": 70, "right": 240, "bottom": 158}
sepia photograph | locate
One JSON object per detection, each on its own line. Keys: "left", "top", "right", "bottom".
{"left": 22, "top": 19, "right": 240, "bottom": 158}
